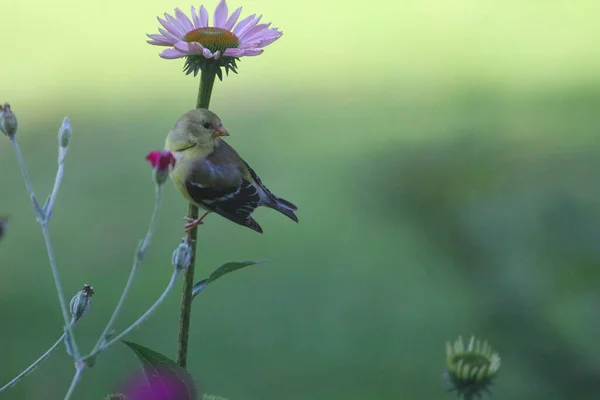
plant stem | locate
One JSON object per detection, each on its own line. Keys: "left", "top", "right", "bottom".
{"left": 40, "top": 222, "right": 80, "bottom": 358}
{"left": 177, "top": 63, "right": 217, "bottom": 368}
{"left": 63, "top": 366, "right": 83, "bottom": 400}
{"left": 10, "top": 137, "right": 43, "bottom": 219}
{"left": 10, "top": 136, "right": 79, "bottom": 358}
{"left": 0, "top": 333, "right": 66, "bottom": 392}
{"left": 196, "top": 63, "right": 217, "bottom": 111}
{"left": 45, "top": 151, "right": 66, "bottom": 222}
{"left": 102, "top": 271, "right": 181, "bottom": 349}
{"left": 91, "top": 185, "right": 163, "bottom": 355}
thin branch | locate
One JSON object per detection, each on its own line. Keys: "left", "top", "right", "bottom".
{"left": 91, "top": 185, "right": 163, "bottom": 354}
{"left": 98, "top": 270, "right": 181, "bottom": 351}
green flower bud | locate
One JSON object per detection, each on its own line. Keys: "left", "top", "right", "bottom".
{"left": 69, "top": 284, "right": 94, "bottom": 323}
{"left": 0, "top": 103, "right": 18, "bottom": 138}
{"left": 172, "top": 237, "right": 193, "bottom": 271}
{"left": 445, "top": 336, "right": 500, "bottom": 400}
{"left": 58, "top": 117, "right": 72, "bottom": 148}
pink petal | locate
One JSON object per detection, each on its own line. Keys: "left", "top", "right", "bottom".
{"left": 239, "top": 23, "right": 271, "bottom": 41}
{"left": 239, "top": 48, "right": 263, "bottom": 57}
{"left": 174, "top": 8, "right": 194, "bottom": 33}
{"left": 224, "top": 7, "right": 242, "bottom": 31}
{"left": 163, "top": 14, "right": 187, "bottom": 37}
{"left": 213, "top": 0, "right": 228, "bottom": 28}
{"left": 241, "top": 28, "right": 281, "bottom": 47}
{"left": 160, "top": 48, "right": 186, "bottom": 59}
{"left": 234, "top": 15, "right": 262, "bottom": 39}
{"left": 199, "top": 5, "right": 209, "bottom": 27}
{"left": 232, "top": 14, "right": 257, "bottom": 36}
{"left": 158, "top": 27, "right": 181, "bottom": 43}
{"left": 202, "top": 48, "right": 215, "bottom": 58}
{"left": 257, "top": 36, "right": 281, "bottom": 47}
{"left": 164, "top": 12, "right": 187, "bottom": 36}
{"left": 174, "top": 41, "right": 205, "bottom": 55}
{"left": 157, "top": 16, "right": 183, "bottom": 39}
{"left": 223, "top": 48, "right": 244, "bottom": 57}
{"left": 191, "top": 6, "right": 201, "bottom": 28}
{"left": 147, "top": 39, "right": 168, "bottom": 46}
{"left": 213, "top": 50, "right": 221, "bottom": 60}
{"left": 256, "top": 35, "right": 281, "bottom": 48}
{"left": 146, "top": 33, "right": 176, "bottom": 46}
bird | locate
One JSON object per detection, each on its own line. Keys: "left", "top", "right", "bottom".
{"left": 165, "top": 108, "right": 298, "bottom": 234}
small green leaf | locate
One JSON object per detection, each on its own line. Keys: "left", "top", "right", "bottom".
{"left": 192, "top": 260, "right": 265, "bottom": 299}
{"left": 122, "top": 341, "right": 197, "bottom": 400}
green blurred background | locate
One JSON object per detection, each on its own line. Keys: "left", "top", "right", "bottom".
{"left": 2, "top": 0, "right": 600, "bottom": 399}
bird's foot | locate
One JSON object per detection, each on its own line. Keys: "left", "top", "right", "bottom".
{"left": 183, "top": 212, "right": 209, "bottom": 233}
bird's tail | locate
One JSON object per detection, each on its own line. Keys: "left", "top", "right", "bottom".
{"left": 271, "top": 196, "right": 298, "bottom": 223}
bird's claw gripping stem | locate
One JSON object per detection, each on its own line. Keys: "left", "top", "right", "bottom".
{"left": 183, "top": 212, "right": 209, "bottom": 233}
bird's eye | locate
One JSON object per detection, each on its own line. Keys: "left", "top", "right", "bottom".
{"left": 202, "top": 122, "right": 211, "bottom": 129}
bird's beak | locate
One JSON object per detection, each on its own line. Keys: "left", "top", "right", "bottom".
{"left": 213, "top": 126, "right": 230, "bottom": 138}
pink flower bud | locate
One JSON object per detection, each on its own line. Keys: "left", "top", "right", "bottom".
{"left": 146, "top": 151, "right": 176, "bottom": 185}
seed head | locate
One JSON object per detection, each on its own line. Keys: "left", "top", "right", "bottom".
{"left": 69, "top": 284, "right": 94, "bottom": 323}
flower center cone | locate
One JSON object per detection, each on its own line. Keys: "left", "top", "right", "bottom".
{"left": 184, "top": 27, "right": 240, "bottom": 53}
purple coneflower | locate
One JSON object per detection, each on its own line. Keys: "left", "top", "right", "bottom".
{"left": 147, "top": 0, "right": 282, "bottom": 76}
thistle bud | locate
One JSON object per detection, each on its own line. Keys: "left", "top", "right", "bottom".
{"left": 146, "top": 150, "right": 176, "bottom": 185}
{"left": 172, "top": 237, "right": 193, "bottom": 271}
{"left": 0, "top": 103, "right": 18, "bottom": 138}
{"left": 69, "top": 284, "right": 94, "bottom": 323}
{"left": 58, "top": 117, "right": 72, "bottom": 148}
{"left": 444, "top": 336, "right": 500, "bottom": 399}
{"left": 105, "top": 394, "right": 129, "bottom": 400}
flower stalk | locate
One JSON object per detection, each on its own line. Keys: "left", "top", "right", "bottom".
{"left": 101, "top": 270, "right": 181, "bottom": 349}
{"left": 45, "top": 117, "right": 72, "bottom": 221}
{"left": 91, "top": 184, "right": 163, "bottom": 356}
{"left": 177, "top": 65, "right": 217, "bottom": 368}
{"left": 9, "top": 132, "right": 81, "bottom": 360}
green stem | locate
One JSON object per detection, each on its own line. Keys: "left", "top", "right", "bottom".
{"left": 176, "top": 64, "right": 217, "bottom": 368}
{"left": 196, "top": 63, "right": 217, "bottom": 110}
{"left": 63, "top": 366, "right": 83, "bottom": 400}
{"left": 90, "top": 185, "right": 163, "bottom": 356}
{"left": 10, "top": 136, "right": 79, "bottom": 359}
{"left": 102, "top": 271, "right": 180, "bottom": 349}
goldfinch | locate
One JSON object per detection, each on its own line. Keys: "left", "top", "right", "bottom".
{"left": 165, "top": 108, "right": 298, "bottom": 233}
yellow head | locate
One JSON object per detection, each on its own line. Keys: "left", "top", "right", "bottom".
{"left": 165, "top": 108, "right": 229, "bottom": 152}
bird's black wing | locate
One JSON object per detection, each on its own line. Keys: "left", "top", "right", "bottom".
{"left": 185, "top": 178, "right": 263, "bottom": 233}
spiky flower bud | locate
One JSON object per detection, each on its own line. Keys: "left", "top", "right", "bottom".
{"left": 105, "top": 394, "right": 129, "bottom": 400}
{"left": 445, "top": 336, "right": 500, "bottom": 400}
{"left": 0, "top": 103, "right": 18, "bottom": 138}
{"left": 69, "top": 284, "right": 94, "bottom": 323}
{"left": 172, "top": 237, "right": 193, "bottom": 271}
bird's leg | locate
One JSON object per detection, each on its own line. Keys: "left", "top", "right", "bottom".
{"left": 183, "top": 212, "right": 209, "bottom": 233}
